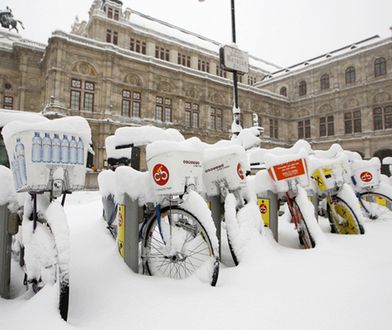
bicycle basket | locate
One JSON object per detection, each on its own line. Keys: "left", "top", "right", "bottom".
{"left": 147, "top": 150, "right": 203, "bottom": 196}
{"left": 266, "top": 156, "right": 309, "bottom": 192}
{"left": 3, "top": 118, "right": 90, "bottom": 193}
{"left": 351, "top": 158, "right": 380, "bottom": 189}
{"left": 203, "top": 152, "right": 247, "bottom": 196}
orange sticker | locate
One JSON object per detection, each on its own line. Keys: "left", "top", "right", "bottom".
{"left": 272, "top": 159, "right": 305, "bottom": 181}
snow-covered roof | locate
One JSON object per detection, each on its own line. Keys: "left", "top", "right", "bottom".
{"left": 0, "top": 30, "right": 46, "bottom": 52}
{"left": 86, "top": 4, "right": 280, "bottom": 74}
{"left": 258, "top": 35, "right": 390, "bottom": 85}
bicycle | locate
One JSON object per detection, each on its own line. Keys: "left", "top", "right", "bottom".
{"left": 308, "top": 145, "right": 365, "bottom": 235}
{"left": 202, "top": 143, "right": 262, "bottom": 266}
{"left": 2, "top": 116, "right": 91, "bottom": 321}
{"left": 346, "top": 153, "right": 392, "bottom": 220}
{"left": 101, "top": 129, "right": 220, "bottom": 286}
{"left": 251, "top": 140, "right": 318, "bottom": 249}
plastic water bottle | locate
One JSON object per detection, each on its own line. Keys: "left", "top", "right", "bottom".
{"left": 61, "top": 135, "right": 69, "bottom": 164}
{"left": 52, "top": 134, "right": 61, "bottom": 163}
{"left": 15, "top": 138, "right": 27, "bottom": 185}
{"left": 32, "top": 132, "right": 42, "bottom": 163}
{"left": 69, "top": 136, "right": 77, "bottom": 164}
{"left": 42, "top": 133, "right": 52, "bottom": 163}
{"left": 77, "top": 137, "right": 84, "bottom": 165}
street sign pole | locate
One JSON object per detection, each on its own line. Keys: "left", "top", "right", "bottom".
{"left": 231, "top": 0, "right": 241, "bottom": 136}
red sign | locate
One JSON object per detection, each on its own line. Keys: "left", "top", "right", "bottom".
{"left": 272, "top": 159, "right": 306, "bottom": 181}
{"left": 153, "top": 163, "right": 169, "bottom": 186}
{"left": 237, "top": 163, "right": 245, "bottom": 180}
{"left": 259, "top": 203, "right": 267, "bottom": 214}
{"left": 360, "top": 171, "right": 373, "bottom": 183}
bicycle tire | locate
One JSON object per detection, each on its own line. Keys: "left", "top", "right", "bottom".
{"left": 359, "top": 191, "right": 392, "bottom": 220}
{"left": 289, "top": 199, "right": 316, "bottom": 249}
{"left": 227, "top": 233, "right": 239, "bottom": 266}
{"left": 143, "top": 206, "right": 219, "bottom": 285}
{"left": 327, "top": 196, "right": 364, "bottom": 234}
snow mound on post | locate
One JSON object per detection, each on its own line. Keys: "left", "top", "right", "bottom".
{"left": 45, "top": 201, "right": 70, "bottom": 285}
{"left": 114, "top": 166, "right": 157, "bottom": 205}
{"left": 231, "top": 126, "right": 261, "bottom": 150}
{"left": 224, "top": 193, "right": 263, "bottom": 262}
{"left": 180, "top": 191, "right": 219, "bottom": 284}
{"left": 0, "top": 165, "right": 16, "bottom": 206}
{"left": 296, "top": 185, "right": 326, "bottom": 246}
{"left": 98, "top": 170, "right": 116, "bottom": 198}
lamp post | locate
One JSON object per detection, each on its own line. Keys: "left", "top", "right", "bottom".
{"left": 199, "top": 0, "right": 242, "bottom": 136}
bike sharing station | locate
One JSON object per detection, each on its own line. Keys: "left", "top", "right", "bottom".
{"left": 0, "top": 116, "right": 91, "bottom": 321}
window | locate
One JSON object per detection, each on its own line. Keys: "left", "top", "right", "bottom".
{"left": 106, "top": 29, "right": 118, "bottom": 45}
{"left": 374, "top": 57, "right": 386, "bottom": 77}
{"left": 344, "top": 110, "right": 361, "bottom": 134}
{"left": 269, "top": 119, "right": 278, "bottom": 139}
{"left": 107, "top": 7, "right": 113, "bottom": 19}
{"left": 373, "top": 106, "right": 392, "bottom": 130}
{"left": 198, "top": 59, "right": 210, "bottom": 73}
{"left": 70, "top": 79, "right": 95, "bottom": 111}
{"left": 130, "top": 38, "right": 146, "bottom": 55}
{"left": 298, "top": 119, "right": 311, "bottom": 139}
{"left": 299, "top": 81, "right": 307, "bottom": 96}
{"left": 320, "top": 74, "right": 330, "bottom": 90}
{"left": 248, "top": 76, "right": 257, "bottom": 86}
{"left": 3, "top": 96, "right": 13, "bottom": 109}
{"left": 114, "top": 9, "right": 119, "bottom": 21}
{"left": 155, "top": 46, "right": 170, "bottom": 61}
{"left": 209, "top": 107, "right": 223, "bottom": 131}
{"left": 185, "top": 102, "right": 199, "bottom": 128}
{"left": 216, "top": 67, "right": 227, "bottom": 78}
{"left": 177, "top": 53, "right": 191, "bottom": 67}
{"left": 280, "top": 86, "right": 287, "bottom": 96}
{"left": 155, "top": 96, "right": 172, "bottom": 122}
{"left": 319, "top": 115, "right": 334, "bottom": 137}
{"left": 121, "top": 90, "right": 141, "bottom": 118}
{"left": 345, "top": 66, "right": 356, "bottom": 84}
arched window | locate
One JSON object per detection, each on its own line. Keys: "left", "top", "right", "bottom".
{"left": 345, "top": 66, "right": 356, "bottom": 84}
{"left": 374, "top": 57, "right": 386, "bottom": 77}
{"left": 320, "top": 74, "right": 330, "bottom": 90}
{"left": 299, "top": 81, "right": 307, "bottom": 97}
{"left": 280, "top": 86, "right": 287, "bottom": 96}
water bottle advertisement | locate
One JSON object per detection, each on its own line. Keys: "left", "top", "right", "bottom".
{"left": 7, "top": 130, "right": 88, "bottom": 193}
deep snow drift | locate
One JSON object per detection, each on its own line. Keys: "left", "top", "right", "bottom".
{"left": 1, "top": 191, "right": 392, "bottom": 330}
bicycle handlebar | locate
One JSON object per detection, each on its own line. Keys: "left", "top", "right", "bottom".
{"left": 115, "top": 143, "right": 134, "bottom": 150}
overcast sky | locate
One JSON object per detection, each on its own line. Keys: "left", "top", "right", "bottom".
{"left": 3, "top": 0, "right": 392, "bottom": 68}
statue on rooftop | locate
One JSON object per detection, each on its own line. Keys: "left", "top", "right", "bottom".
{"left": 0, "top": 6, "right": 24, "bottom": 33}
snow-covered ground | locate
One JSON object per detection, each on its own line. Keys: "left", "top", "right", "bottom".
{"left": 1, "top": 191, "right": 392, "bottom": 330}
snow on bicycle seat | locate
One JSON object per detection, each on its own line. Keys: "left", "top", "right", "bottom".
{"left": 308, "top": 146, "right": 351, "bottom": 193}
{"left": 2, "top": 116, "right": 91, "bottom": 193}
{"left": 146, "top": 139, "right": 203, "bottom": 196}
{"left": 262, "top": 140, "right": 311, "bottom": 192}
{"left": 202, "top": 144, "right": 247, "bottom": 196}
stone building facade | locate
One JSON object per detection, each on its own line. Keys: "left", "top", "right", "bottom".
{"left": 0, "top": 0, "right": 391, "bottom": 172}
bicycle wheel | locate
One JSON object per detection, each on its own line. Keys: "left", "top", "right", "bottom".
{"left": 143, "top": 206, "right": 218, "bottom": 285}
{"left": 359, "top": 192, "right": 392, "bottom": 220}
{"left": 288, "top": 199, "right": 316, "bottom": 249}
{"left": 327, "top": 196, "right": 364, "bottom": 234}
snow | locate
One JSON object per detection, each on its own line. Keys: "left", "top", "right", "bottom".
{"left": 337, "top": 183, "right": 366, "bottom": 227}
{"left": 1, "top": 190, "right": 392, "bottom": 329}
{"left": 1, "top": 116, "right": 91, "bottom": 147}
{"left": 97, "top": 170, "right": 116, "bottom": 198}
{"left": 0, "top": 109, "right": 48, "bottom": 128}
{"left": 0, "top": 165, "right": 16, "bottom": 206}
{"left": 113, "top": 166, "right": 157, "bottom": 206}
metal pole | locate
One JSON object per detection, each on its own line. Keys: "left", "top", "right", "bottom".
{"left": 209, "top": 196, "right": 223, "bottom": 257}
{"left": 0, "top": 205, "right": 11, "bottom": 298}
{"left": 230, "top": 0, "right": 241, "bottom": 136}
